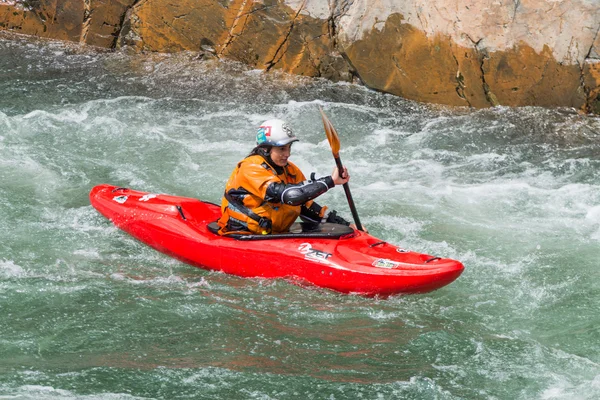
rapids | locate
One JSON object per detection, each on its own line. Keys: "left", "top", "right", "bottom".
{"left": 1, "top": 34, "right": 600, "bottom": 399}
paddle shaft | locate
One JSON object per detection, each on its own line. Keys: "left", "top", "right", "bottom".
{"left": 333, "top": 155, "right": 363, "bottom": 231}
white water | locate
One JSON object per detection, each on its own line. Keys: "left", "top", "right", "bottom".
{"left": 1, "top": 34, "right": 600, "bottom": 399}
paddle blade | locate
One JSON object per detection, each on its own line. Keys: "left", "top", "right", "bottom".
{"left": 319, "top": 107, "right": 340, "bottom": 157}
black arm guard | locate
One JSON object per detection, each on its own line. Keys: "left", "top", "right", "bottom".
{"left": 265, "top": 176, "right": 334, "bottom": 206}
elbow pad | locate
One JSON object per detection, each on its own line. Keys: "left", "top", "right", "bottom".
{"left": 279, "top": 176, "right": 334, "bottom": 206}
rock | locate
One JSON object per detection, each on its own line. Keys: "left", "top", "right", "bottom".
{"left": 335, "top": 0, "right": 599, "bottom": 111}
{"left": 119, "top": 0, "right": 352, "bottom": 81}
{"left": 0, "top": 1, "right": 84, "bottom": 42}
{"left": 1, "top": 0, "right": 599, "bottom": 113}
{"left": 583, "top": 32, "right": 600, "bottom": 114}
{"left": 84, "top": 0, "right": 139, "bottom": 48}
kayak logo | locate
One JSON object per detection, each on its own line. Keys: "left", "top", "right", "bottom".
{"left": 373, "top": 259, "right": 400, "bottom": 269}
{"left": 112, "top": 195, "right": 128, "bottom": 204}
{"left": 298, "top": 243, "right": 332, "bottom": 264}
{"left": 139, "top": 194, "right": 157, "bottom": 202}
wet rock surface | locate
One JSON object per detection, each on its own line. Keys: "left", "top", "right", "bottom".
{"left": 1, "top": 0, "right": 598, "bottom": 113}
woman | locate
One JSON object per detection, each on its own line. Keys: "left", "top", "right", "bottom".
{"left": 217, "top": 118, "right": 354, "bottom": 235}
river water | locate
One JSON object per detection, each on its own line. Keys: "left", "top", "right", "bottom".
{"left": 1, "top": 33, "right": 599, "bottom": 400}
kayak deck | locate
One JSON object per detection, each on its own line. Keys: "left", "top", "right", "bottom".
{"left": 205, "top": 220, "right": 356, "bottom": 239}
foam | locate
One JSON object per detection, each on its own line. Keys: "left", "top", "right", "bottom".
{"left": 110, "top": 272, "right": 190, "bottom": 287}
{"left": 0, "top": 260, "right": 25, "bottom": 278}
{"left": 22, "top": 108, "right": 90, "bottom": 124}
{"left": 585, "top": 205, "right": 600, "bottom": 224}
{"left": 72, "top": 249, "right": 101, "bottom": 258}
{"left": 1, "top": 385, "right": 148, "bottom": 399}
{"left": 541, "top": 373, "right": 600, "bottom": 400}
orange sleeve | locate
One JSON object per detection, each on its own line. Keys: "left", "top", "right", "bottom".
{"left": 236, "top": 159, "right": 280, "bottom": 200}
{"left": 285, "top": 161, "right": 307, "bottom": 183}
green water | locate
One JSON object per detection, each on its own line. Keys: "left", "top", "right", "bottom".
{"left": 1, "top": 34, "right": 600, "bottom": 399}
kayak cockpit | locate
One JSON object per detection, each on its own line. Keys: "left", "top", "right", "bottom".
{"left": 206, "top": 221, "right": 356, "bottom": 240}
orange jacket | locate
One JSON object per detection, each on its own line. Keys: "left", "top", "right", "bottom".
{"left": 218, "top": 155, "right": 325, "bottom": 235}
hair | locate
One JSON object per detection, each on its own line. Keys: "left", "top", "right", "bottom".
{"left": 248, "top": 145, "right": 272, "bottom": 158}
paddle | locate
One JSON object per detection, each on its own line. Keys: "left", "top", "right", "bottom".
{"left": 319, "top": 107, "right": 364, "bottom": 231}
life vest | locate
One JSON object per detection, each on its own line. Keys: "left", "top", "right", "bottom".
{"left": 217, "top": 155, "right": 313, "bottom": 235}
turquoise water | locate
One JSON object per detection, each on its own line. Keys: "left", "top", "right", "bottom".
{"left": 1, "top": 34, "right": 600, "bottom": 399}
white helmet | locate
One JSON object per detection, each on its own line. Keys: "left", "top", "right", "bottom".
{"left": 256, "top": 119, "right": 299, "bottom": 146}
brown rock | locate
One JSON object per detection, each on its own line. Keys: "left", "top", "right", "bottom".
{"left": 583, "top": 62, "right": 600, "bottom": 114}
{"left": 84, "top": 0, "right": 138, "bottom": 48}
{"left": 0, "top": 1, "right": 84, "bottom": 42}
{"left": 0, "top": 1, "right": 135, "bottom": 47}
{"left": 119, "top": 0, "right": 228, "bottom": 52}
{"left": 583, "top": 32, "right": 600, "bottom": 114}
{"left": 121, "top": 0, "right": 351, "bottom": 81}
{"left": 340, "top": 12, "right": 592, "bottom": 111}
{"left": 217, "top": 1, "right": 337, "bottom": 78}
{"left": 342, "top": 13, "right": 488, "bottom": 107}
{"left": 483, "top": 43, "right": 585, "bottom": 109}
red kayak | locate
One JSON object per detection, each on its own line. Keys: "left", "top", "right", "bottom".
{"left": 89, "top": 184, "right": 464, "bottom": 296}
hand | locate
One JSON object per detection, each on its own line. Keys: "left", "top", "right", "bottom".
{"left": 350, "top": 223, "right": 368, "bottom": 233}
{"left": 332, "top": 166, "right": 349, "bottom": 186}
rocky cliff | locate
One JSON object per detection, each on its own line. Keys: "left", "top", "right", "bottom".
{"left": 2, "top": 0, "right": 599, "bottom": 113}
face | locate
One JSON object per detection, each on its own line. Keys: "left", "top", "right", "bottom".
{"left": 270, "top": 143, "right": 292, "bottom": 167}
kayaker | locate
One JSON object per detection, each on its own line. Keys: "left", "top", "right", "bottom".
{"left": 217, "top": 118, "right": 356, "bottom": 235}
